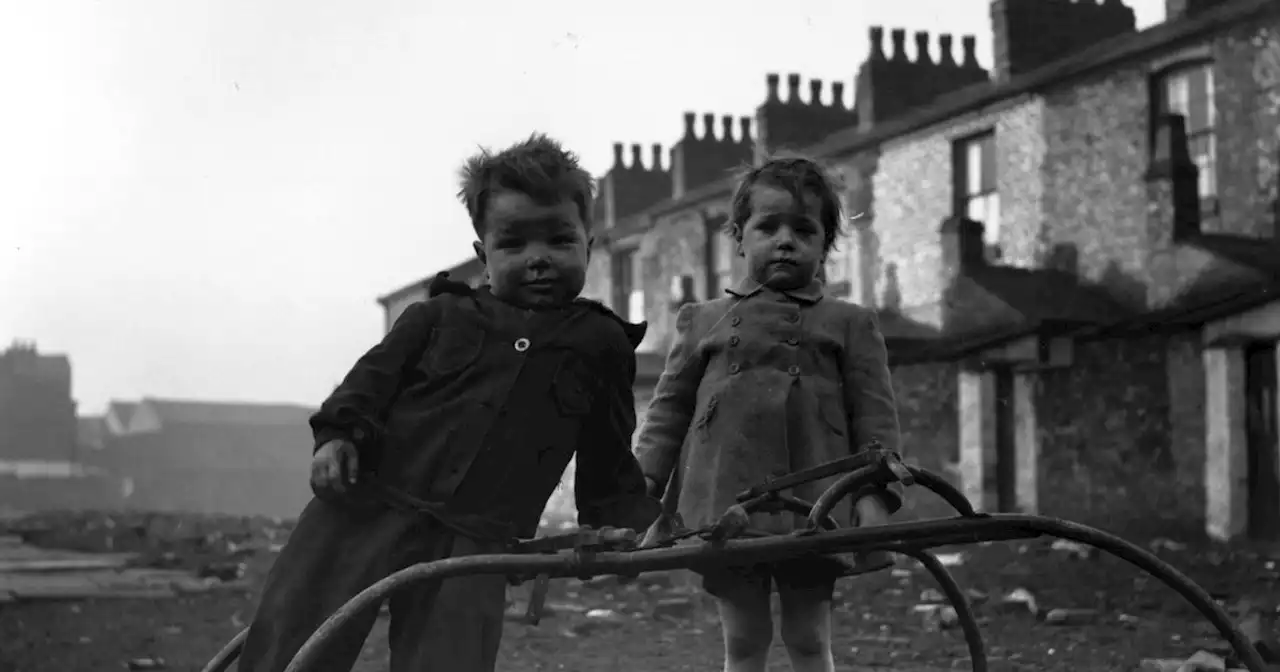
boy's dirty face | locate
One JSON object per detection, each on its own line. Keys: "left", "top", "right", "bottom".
{"left": 473, "top": 190, "right": 591, "bottom": 309}
{"left": 739, "top": 184, "right": 825, "bottom": 291}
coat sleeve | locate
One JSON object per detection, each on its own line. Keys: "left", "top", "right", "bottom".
{"left": 573, "top": 325, "right": 661, "bottom": 532}
{"left": 634, "top": 302, "right": 705, "bottom": 494}
{"left": 309, "top": 299, "right": 439, "bottom": 455}
{"left": 842, "top": 306, "right": 905, "bottom": 514}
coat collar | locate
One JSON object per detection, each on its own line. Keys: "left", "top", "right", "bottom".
{"left": 725, "top": 276, "right": 825, "bottom": 305}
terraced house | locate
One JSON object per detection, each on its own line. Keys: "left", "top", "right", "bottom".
{"left": 380, "top": 0, "right": 1280, "bottom": 541}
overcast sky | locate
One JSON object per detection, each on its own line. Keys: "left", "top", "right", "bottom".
{"left": 1, "top": 0, "right": 1165, "bottom": 415}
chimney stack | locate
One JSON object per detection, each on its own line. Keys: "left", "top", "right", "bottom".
{"left": 990, "top": 0, "right": 1135, "bottom": 82}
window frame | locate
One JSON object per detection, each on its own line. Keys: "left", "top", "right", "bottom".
{"left": 610, "top": 247, "right": 637, "bottom": 321}
{"left": 1149, "top": 58, "right": 1218, "bottom": 215}
{"left": 951, "top": 129, "right": 1000, "bottom": 248}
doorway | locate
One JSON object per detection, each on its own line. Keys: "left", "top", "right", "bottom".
{"left": 1245, "top": 342, "right": 1280, "bottom": 539}
{"left": 993, "top": 367, "right": 1018, "bottom": 513}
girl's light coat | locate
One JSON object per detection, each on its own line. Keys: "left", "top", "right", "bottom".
{"left": 635, "top": 278, "right": 903, "bottom": 534}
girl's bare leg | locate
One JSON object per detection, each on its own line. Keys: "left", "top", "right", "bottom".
{"left": 778, "top": 583, "right": 836, "bottom": 672}
{"left": 714, "top": 578, "right": 774, "bottom": 672}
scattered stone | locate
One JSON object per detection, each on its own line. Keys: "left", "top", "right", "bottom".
{"left": 1043, "top": 608, "right": 1099, "bottom": 626}
{"left": 919, "top": 588, "right": 945, "bottom": 603}
{"left": 914, "top": 603, "right": 959, "bottom": 631}
{"left": 571, "top": 609, "right": 626, "bottom": 636}
{"left": 1149, "top": 538, "right": 1189, "bottom": 553}
{"left": 126, "top": 657, "right": 167, "bottom": 670}
{"left": 890, "top": 568, "right": 912, "bottom": 579}
{"left": 933, "top": 553, "right": 964, "bottom": 567}
{"left": 1119, "top": 613, "right": 1140, "bottom": 628}
{"left": 650, "top": 597, "right": 695, "bottom": 620}
{"left": 1050, "top": 539, "right": 1097, "bottom": 560}
{"left": 991, "top": 588, "right": 1038, "bottom": 617}
{"left": 965, "top": 588, "right": 989, "bottom": 605}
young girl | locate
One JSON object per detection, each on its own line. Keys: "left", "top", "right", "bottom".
{"left": 635, "top": 156, "right": 903, "bottom": 672}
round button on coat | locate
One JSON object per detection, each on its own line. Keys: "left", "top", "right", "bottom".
{"left": 514, "top": 338, "right": 531, "bottom": 352}
{"left": 729, "top": 363, "right": 741, "bottom": 374}
{"left": 787, "top": 314, "right": 799, "bottom": 323}
{"left": 788, "top": 365, "right": 800, "bottom": 376}
{"left": 729, "top": 335, "right": 740, "bottom": 346}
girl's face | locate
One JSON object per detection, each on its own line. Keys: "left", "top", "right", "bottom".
{"left": 738, "top": 184, "right": 826, "bottom": 291}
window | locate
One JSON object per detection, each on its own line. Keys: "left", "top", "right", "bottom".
{"left": 1153, "top": 61, "right": 1216, "bottom": 203}
{"left": 953, "top": 131, "right": 1000, "bottom": 244}
{"left": 611, "top": 249, "right": 635, "bottom": 321}
{"left": 706, "top": 218, "right": 734, "bottom": 297}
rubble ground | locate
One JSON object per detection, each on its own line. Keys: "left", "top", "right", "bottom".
{"left": 2, "top": 509, "right": 1279, "bottom": 671}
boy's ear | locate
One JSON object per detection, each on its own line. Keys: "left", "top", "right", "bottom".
{"left": 471, "top": 240, "right": 486, "bottom": 265}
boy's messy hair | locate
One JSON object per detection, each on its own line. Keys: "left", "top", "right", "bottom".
{"left": 457, "top": 133, "right": 596, "bottom": 235}
{"left": 726, "top": 155, "right": 845, "bottom": 256}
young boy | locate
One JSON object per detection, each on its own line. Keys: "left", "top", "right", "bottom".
{"left": 236, "top": 134, "right": 660, "bottom": 672}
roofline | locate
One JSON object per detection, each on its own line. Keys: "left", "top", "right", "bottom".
{"left": 376, "top": 254, "right": 482, "bottom": 307}
{"left": 599, "top": 0, "right": 1274, "bottom": 242}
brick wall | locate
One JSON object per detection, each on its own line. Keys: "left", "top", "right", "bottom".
{"left": 1035, "top": 336, "right": 1204, "bottom": 538}
{"left": 1039, "top": 15, "right": 1280, "bottom": 308}
{"left": 1213, "top": 18, "right": 1280, "bottom": 239}
{"left": 866, "top": 97, "right": 1048, "bottom": 326}
{"left": 891, "top": 363, "right": 962, "bottom": 521}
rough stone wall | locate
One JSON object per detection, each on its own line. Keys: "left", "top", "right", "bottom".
{"left": 635, "top": 210, "right": 715, "bottom": 354}
{"left": 1035, "top": 335, "right": 1204, "bottom": 538}
{"left": 1039, "top": 13, "right": 1280, "bottom": 309}
{"left": 1214, "top": 17, "right": 1280, "bottom": 239}
{"left": 890, "top": 362, "right": 962, "bottom": 521}
{"left": 581, "top": 249, "right": 612, "bottom": 306}
{"left": 869, "top": 97, "right": 1048, "bottom": 326}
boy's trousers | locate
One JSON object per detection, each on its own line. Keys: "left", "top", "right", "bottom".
{"left": 236, "top": 497, "right": 509, "bottom": 672}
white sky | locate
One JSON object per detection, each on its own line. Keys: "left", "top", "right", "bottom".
{"left": 0, "top": 0, "right": 1165, "bottom": 415}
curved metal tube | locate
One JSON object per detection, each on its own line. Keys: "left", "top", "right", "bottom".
{"left": 270, "top": 515, "right": 1265, "bottom": 672}
{"left": 809, "top": 464, "right": 979, "bottom": 529}
{"left": 199, "top": 627, "right": 245, "bottom": 672}
{"left": 900, "top": 549, "right": 987, "bottom": 672}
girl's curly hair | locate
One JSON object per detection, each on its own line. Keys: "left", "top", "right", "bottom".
{"left": 725, "top": 154, "right": 845, "bottom": 257}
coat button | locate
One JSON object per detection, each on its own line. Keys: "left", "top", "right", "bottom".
{"left": 729, "top": 363, "right": 741, "bottom": 374}
{"left": 787, "top": 314, "right": 799, "bottom": 323}
{"left": 729, "top": 335, "right": 740, "bottom": 346}
{"left": 514, "top": 337, "right": 530, "bottom": 352}
{"left": 786, "top": 337, "right": 798, "bottom": 346}
{"left": 788, "top": 365, "right": 800, "bottom": 376}
{"left": 731, "top": 316, "right": 741, "bottom": 326}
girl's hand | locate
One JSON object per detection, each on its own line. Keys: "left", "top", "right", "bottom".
{"left": 854, "top": 493, "right": 890, "bottom": 527}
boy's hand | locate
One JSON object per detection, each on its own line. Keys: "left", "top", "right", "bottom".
{"left": 311, "top": 438, "right": 359, "bottom": 501}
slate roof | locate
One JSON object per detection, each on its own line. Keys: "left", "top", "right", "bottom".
{"left": 139, "top": 397, "right": 315, "bottom": 428}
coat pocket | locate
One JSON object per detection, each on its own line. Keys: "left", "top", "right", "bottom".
{"left": 423, "top": 325, "right": 484, "bottom": 377}
{"left": 553, "top": 357, "right": 595, "bottom": 416}
{"left": 820, "top": 396, "right": 848, "bottom": 438}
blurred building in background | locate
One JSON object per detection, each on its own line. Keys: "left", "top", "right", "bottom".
{"left": 383, "top": 0, "right": 1280, "bottom": 541}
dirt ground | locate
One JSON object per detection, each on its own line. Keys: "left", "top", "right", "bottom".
{"left": 2, "top": 509, "right": 1279, "bottom": 672}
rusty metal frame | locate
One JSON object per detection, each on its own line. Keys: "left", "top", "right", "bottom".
{"left": 200, "top": 456, "right": 1268, "bottom": 672}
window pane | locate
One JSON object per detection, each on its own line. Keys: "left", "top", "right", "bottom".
{"left": 985, "top": 193, "right": 1001, "bottom": 241}
{"left": 1192, "top": 133, "right": 1216, "bottom": 197}
{"left": 980, "top": 135, "right": 997, "bottom": 192}
{"left": 966, "top": 141, "right": 983, "bottom": 195}
{"left": 965, "top": 195, "right": 985, "bottom": 223}
{"left": 628, "top": 291, "right": 644, "bottom": 325}
{"left": 1165, "top": 73, "right": 1190, "bottom": 116}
